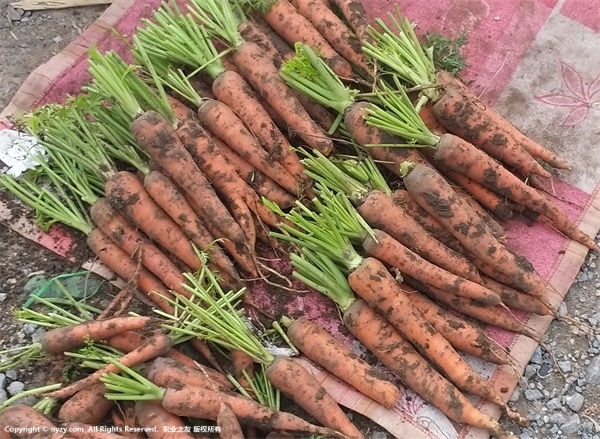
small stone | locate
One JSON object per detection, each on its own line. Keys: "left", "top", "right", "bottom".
{"left": 561, "top": 414, "right": 581, "bottom": 434}
{"left": 0, "top": 293, "right": 7, "bottom": 303}
{"left": 0, "top": 374, "right": 6, "bottom": 389}
{"left": 525, "top": 364, "right": 538, "bottom": 379}
{"left": 587, "top": 356, "right": 600, "bottom": 383}
{"left": 558, "top": 302, "right": 568, "bottom": 316}
{"left": 549, "top": 425, "right": 559, "bottom": 434}
{"left": 22, "top": 323, "right": 37, "bottom": 335}
{"left": 558, "top": 360, "right": 572, "bottom": 373}
{"left": 509, "top": 389, "right": 520, "bottom": 402}
{"left": 542, "top": 415, "right": 550, "bottom": 424}
{"left": 5, "top": 370, "right": 17, "bottom": 381}
{"left": 7, "top": 6, "right": 24, "bottom": 21}
{"left": 538, "top": 362, "right": 552, "bottom": 377}
{"left": 550, "top": 413, "right": 566, "bottom": 425}
{"left": 52, "top": 35, "right": 63, "bottom": 43}
{"left": 583, "top": 422, "right": 595, "bottom": 433}
{"left": 565, "top": 393, "right": 585, "bottom": 412}
{"left": 6, "top": 381, "right": 24, "bottom": 396}
{"left": 547, "top": 397, "right": 561, "bottom": 410}
{"left": 524, "top": 389, "right": 544, "bottom": 401}
{"left": 20, "top": 16, "right": 29, "bottom": 22}
{"left": 589, "top": 317, "right": 599, "bottom": 327}
{"left": 0, "top": 389, "right": 7, "bottom": 404}
{"left": 530, "top": 346, "right": 543, "bottom": 364}
{"left": 519, "top": 432, "right": 533, "bottom": 439}
{"left": 31, "top": 328, "right": 46, "bottom": 343}
{"left": 372, "top": 432, "right": 387, "bottom": 439}
{"left": 23, "top": 10, "right": 32, "bottom": 17}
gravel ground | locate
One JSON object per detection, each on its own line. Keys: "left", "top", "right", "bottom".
{"left": 1, "top": 3, "right": 599, "bottom": 438}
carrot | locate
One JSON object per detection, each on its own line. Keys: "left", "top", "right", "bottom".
{"left": 436, "top": 70, "right": 571, "bottom": 170}
{"left": 471, "top": 258, "right": 519, "bottom": 288}
{"left": 142, "top": 171, "right": 240, "bottom": 281}
{"left": 284, "top": 317, "right": 399, "bottom": 408}
{"left": 232, "top": 41, "right": 333, "bottom": 154}
{"left": 0, "top": 406, "right": 62, "bottom": 439}
{"left": 419, "top": 104, "right": 448, "bottom": 136}
{"left": 403, "top": 287, "right": 511, "bottom": 364}
{"left": 214, "top": 138, "right": 297, "bottom": 208}
{"left": 176, "top": 120, "right": 283, "bottom": 229}
{"left": 344, "top": 101, "right": 433, "bottom": 172}
{"left": 40, "top": 316, "right": 157, "bottom": 355}
{"left": 131, "top": 111, "right": 245, "bottom": 246}
{"left": 403, "top": 163, "right": 550, "bottom": 298}
{"left": 480, "top": 276, "right": 554, "bottom": 316}
{"left": 196, "top": 100, "right": 300, "bottom": 197}
{"left": 90, "top": 198, "right": 191, "bottom": 296}
{"left": 104, "top": 171, "right": 203, "bottom": 271}
{"left": 254, "top": 0, "right": 353, "bottom": 77}
{"left": 210, "top": 70, "right": 309, "bottom": 186}
{"left": 265, "top": 356, "right": 365, "bottom": 439}
{"left": 438, "top": 165, "right": 515, "bottom": 221}
{"left": 159, "top": 385, "right": 344, "bottom": 437}
{"left": 362, "top": 230, "right": 502, "bottom": 305}
{"left": 347, "top": 257, "right": 522, "bottom": 418}
{"left": 60, "top": 423, "right": 129, "bottom": 439}
{"left": 431, "top": 134, "right": 599, "bottom": 251}
{"left": 111, "top": 405, "right": 145, "bottom": 439}
{"left": 412, "top": 280, "right": 542, "bottom": 342}
{"left": 330, "top": 0, "right": 370, "bottom": 44}
{"left": 391, "top": 189, "right": 465, "bottom": 252}
{"left": 342, "top": 300, "right": 515, "bottom": 438}
{"left": 44, "top": 333, "right": 172, "bottom": 400}
{"left": 87, "top": 228, "right": 175, "bottom": 313}
{"left": 289, "top": 0, "right": 370, "bottom": 73}
{"left": 135, "top": 401, "right": 194, "bottom": 439}
{"left": 357, "top": 189, "right": 482, "bottom": 283}
{"left": 431, "top": 85, "right": 551, "bottom": 178}
{"left": 145, "top": 357, "right": 232, "bottom": 392}
{"left": 453, "top": 184, "right": 507, "bottom": 242}
{"left": 217, "top": 403, "right": 245, "bottom": 439}
{"left": 230, "top": 349, "right": 255, "bottom": 393}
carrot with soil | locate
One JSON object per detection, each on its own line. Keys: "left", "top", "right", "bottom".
{"left": 217, "top": 403, "right": 245, "bottom": 439}
{"left": 58, "top": 383, "right": 115, "bottom": 424}
{"left": 188, "top": 0, "right": 333, "bottom": 154}
{"left": 144, "top": 357, "right": 232, "bottom": 392}
{"left": 135, "top": 401, "right": 195, "bottom": 439}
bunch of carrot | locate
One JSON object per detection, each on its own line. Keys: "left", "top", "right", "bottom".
{"left": 0, "top": 0, "right": 597, "bottom": 437}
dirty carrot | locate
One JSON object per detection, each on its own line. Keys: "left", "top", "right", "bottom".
{"left": 217, "top": 403, "right": 245, "bottom": 439}
{"left": 135, "top": 401, "right": 194, "bottom": 439}
{"left": 452, "top": 184, "right": 507, "bottom": 243}
{"left": 142, "top": 171, "right": 240, "bottom": 281}
{"left": 90, "top": 198, "right": 191, "bottom": 296}
{"left": 86, "top": 228, "right": 175, "bottom": 313}
{"left": 0, "top": 405, "right": 61, "bottom": 438}
{"left": 40, "top": 316, "right": 158, "bottom": 355}
{"left": 58, "top": 383, "right": 115, "bottom": 425}
{"left": 342, "top": 300, "right": 516, "bottom": 439}
{"left": 131, "top": 111, "right": 246, "bottom": 246}
{"left": 145, "top": 357, "right": 232, "bottom": 392}
{"left": 403, "top": 287, "right": 511, "bottom": 364}
{"left": 481, "top": 276, "right": 554, "bottom": 316}
{"left": 363, "top": 229, "right": 502, "bottom": 305}
{"left": 266, "top": 356, "right": 365, "bottom": 439}
{"left": 283, "top": 316, "right": 400, "bottom": 409}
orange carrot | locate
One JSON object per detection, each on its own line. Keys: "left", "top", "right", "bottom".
{"left": 40, "top": 316, "right": 157, "bottom": 355}
{"left": 348, "top": 257, "right": 523, "bottom": 420}
{"left": 412, "top": 279, "right": 542, "bottom": 342}
{"left": 135, "top": 401, "right": 194, "bottom": 439}
{"left": 453, "top": 184, "right": 507, "bottom": 242}
{"left": 232, "top": 41, "right": 333, "bottom": 154}
{"left": 431, "top": 85, "right": 551, "bottom": 178}
{"left": 44, "top": 334, "right": 172, "bottom": 400}
{"left": 159, "top": 386, "right": 344, "bottom": 437}
{"left": 403, "top": 163, "right": 550, "bottom": 298}
{"left": 266, "top": 356, "right": 365, "bottom": 439}
{"left": 362, "top": 230, "right": 502, "bottom": 305}
{"left": 145, "top": 357, "right": 231, "bottom": 392}
{"left": 87, "top": 228, "right": 175, "bottom": 313}
{"left": 403, "top": 287, "right": 511, "bottom": 364}
{"left": 214, "top": 138, "right": 298, "bottom": 208}
{"left": 176, "top": 120, "right": 283, "bottom": 229}
{"left": 58, "top": 383, "right": 115, "bottom": 424}
{"left": 257, "top": 0, "right": 353, "bottom": 77}
{"left": 90, "top": 198, "right": 191, "bottom": 296}
{"left": 438, "top": 165, "right": 515, "bottom": 221}
{"left": 196, "top": 99, "right": 300, "bottom": 196}
{"left": 481, "top": 276, "right": 554, "bottom": 316}
{"left": 431, "top": 134, "right": 598, "bottom": 251}
{"left": 0, "top": 406, "right": 62, "bottom": 439}
{"left": 391, "top": 189, "right": 465, "bottom": 252}
{"left": 357, "top": 189, "right": 482, "bottom": 283}
{"left": 210, "top": 69, "right": 309, "bottom": 186}
{"left": 342, "top": 300, "right": 515, "bottom": 438}
{"left": 217, "top": 403, "right": 245, "bottom": 439}
{"left": 104, "top": 171, "right": 203, "bottom": 271}
{"left": 142, "top": 171, "right": 240, "bottom": 282}
{"left": 344, "top": 101, "right": 433, "bottom": 172}
{"left": 330, "top": 0, "right": 370, "bottom": 44}
{"left": 131, "top": 111, "right": 245, "bottom": 246}
{"left": 436, "top": 70, "right": 571, "bottom": 170}
{"left": 284, "top": 317, "right": 399, "bottom": 409}
{"left": 290, "top": 0, "right": 370, "bottom": 73}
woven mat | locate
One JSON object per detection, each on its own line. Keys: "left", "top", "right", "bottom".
{"left": 1, "top": 0, "right": 599, "bottom": 438}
